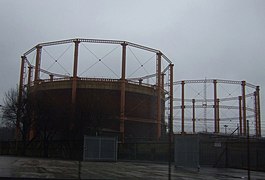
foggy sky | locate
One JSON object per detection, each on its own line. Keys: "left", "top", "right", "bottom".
{"left": 0, "top": 0, "right": 265, "bottom": 132}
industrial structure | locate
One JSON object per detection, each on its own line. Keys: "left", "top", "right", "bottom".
{"left": 170, "top": 79, "right": 261, "bottom": 137}
{"left": 18, "top": 38, "right": 174, "bottom": 142}
{"left": 17, "top": 38, "right": 261, "bottom": 144}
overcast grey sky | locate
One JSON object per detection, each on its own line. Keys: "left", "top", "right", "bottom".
{"left": 0, "top": 0, "right": 265, "bottom": 132}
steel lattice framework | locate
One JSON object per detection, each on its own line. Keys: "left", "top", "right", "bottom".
{"left": 17, "top": 38, "right": 261, "bottom": 141}
{"left": 168, "top": 79, "right": 261, "bottom": 137}
{"left": 17, "top": 38, "right": 174, "bottom": 142}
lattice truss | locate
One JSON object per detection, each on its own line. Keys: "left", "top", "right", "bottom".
{"left": 165, "top": 79, "right": 261, "bottom": 136}
{"left": 16, "top": 39, "right": 177, "bottom": 143}
{"left": 20, "top": 38, "right": 172, "bottom": 89}
{"left": 19, "top": 39, "right": 173, "bottom": 140}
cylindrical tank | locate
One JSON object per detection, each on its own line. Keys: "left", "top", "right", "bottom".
{"left": 20, "top": 38, "right": 172, "bottom": 142}
{"left": 30, "top": 78, "right": 165, "bottom": 141}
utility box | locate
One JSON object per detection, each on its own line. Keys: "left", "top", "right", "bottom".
{"left": 83, "top": 136, "right": 118, "bottom": 161}
{"left": 175, "top": 134, "right": 200, "bottom": 170}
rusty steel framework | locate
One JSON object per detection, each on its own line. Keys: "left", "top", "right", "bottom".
{"left": 18, "top": 38, "right": 174, "bottom": 142}
{"left": 170, "top": 79, "right": 261, "bottom": 137}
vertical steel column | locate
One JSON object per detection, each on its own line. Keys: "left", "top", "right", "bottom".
{"left": 192, "top": 99, "right": 195, "bottom": 133}
{"left": 29, "top": 111, "right": 35, "bottom": 140}
{"left": 156, "top": 52, "right": 162, "bottom": 140}
{"left": 161, "top": 73, "right": 165, "bottom": 92}
{"left": 254, "top": 92, "right": 258, "bottom": 136}
{"left": 32, "top": 47, "right": 40, "bottom": 139}
{"left": 120, "top": 42, "right": 127, "bottom": 143}
{"left": 34, "top": 45, "right": 42, "bottom": 83}
{"left": 239, "top": 96, "right": 242, "bottom": 135}
{"left": 27, "top": 65, "right": 33, "bottom": 139}
{"left": 71, "top": 40, "right": 80, "bottom": 105}
{"left": 181, "top": 81, "right": 185, "bottom": 134}
{"left": 27, "top": 66, "right": 32, "bottom": 89}
{"left": 17, "top": 56, "right": 26, "bottom": 141}
{"left": 169, "top": 64, "right": 174, "bottom": 142}
{"left": 247, "top": 120, "right": 250, "bottom": 180}
{"left": 49, "top": 74, "right": 54, "bottom": 82}
{"left": 213, "top": 80, "right": 218, "bottom": 133}
{"left": 27, "top": 65, "right": 34, "bottom": 140}
{"left": 242, "top": 81, "right": 247, "bottom": 135}
{"left": 168, "top": 64, "right": 174, "bottom": 180}
{"left": 256, "top": 86, "right": 261, "bottom": 137}
{"left": 18, "top": 56, "right": 26, "bottom": 107}
{"left": 139, "top": 79, "right": 143, "bottom": 85}
{"left": 217, "top": 98, "right": 220, "bottom": 133}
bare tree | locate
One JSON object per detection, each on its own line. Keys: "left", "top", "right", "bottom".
{"left": 2, "top": 87, "right": 60, "bottom": 157}
{"left": 32, "top": 91, "right": 59, "bottom": 157}
{"left": 1, "top": 87, "right": 33, "bottom": 155}
{"left": 2, "top": 88, "right": 19, "bottom": 128}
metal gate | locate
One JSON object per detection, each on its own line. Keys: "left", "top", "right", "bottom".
{"left": 175, "top": 134, "right": 199, "bottom": 169}
{"left": 83, "top": 136, "right": 117, "bottom": 161}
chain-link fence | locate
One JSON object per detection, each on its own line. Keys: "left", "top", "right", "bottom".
{"left": 0, "top": 140, "right": 83, "bottom": 160}
{"left": 0, "top": 134, "right": 265, "bottom": 171}
{"left": 118, "top": 141, "right": 173, "bottom": 162}
{"left": 0, "top": 139, "right": 173, "bottom": 162}
{"left": 199, "top": 134, "right": 265, "bottom": 171}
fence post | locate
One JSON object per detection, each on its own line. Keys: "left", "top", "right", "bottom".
{"left": 134, "top": 143, "right": 137, "bottom": 160}
{"left": 225, "top": 141, "right": 228, "bottom": 168}
{"left": 247, "top": 120, "right": 250, "bottom": 180}
{"left": 78, "top": 160, "right": 81, "bottom": 179}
